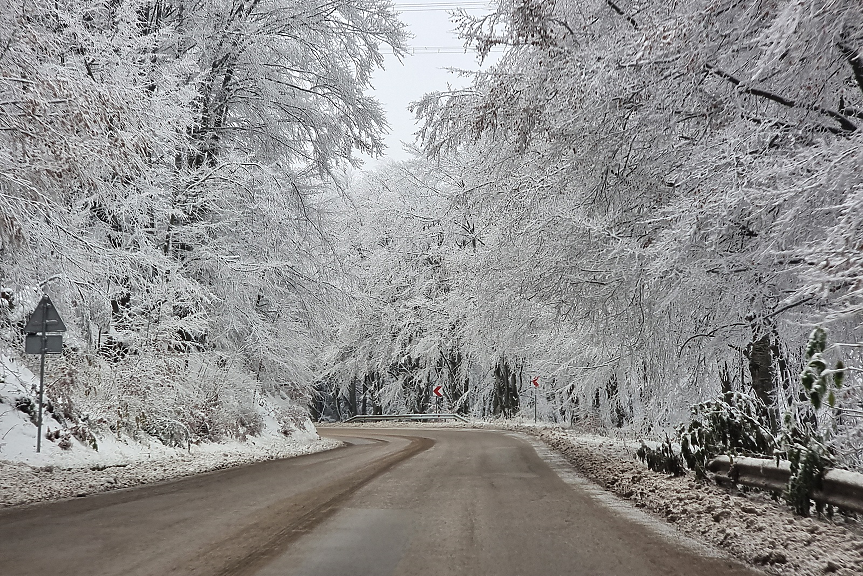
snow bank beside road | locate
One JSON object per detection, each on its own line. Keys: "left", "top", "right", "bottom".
{"left": 0, "top": 352, "right": 342, "bottom": 509}
{"left": 1, "top": 430, "right": 341, "bottom": 508}
{"left": 511, "top": 424, "right": 863, "bottom": 576}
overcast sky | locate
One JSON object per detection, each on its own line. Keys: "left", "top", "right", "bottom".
{"left": 358, "top": 1, "right": 498, "bottom": 170}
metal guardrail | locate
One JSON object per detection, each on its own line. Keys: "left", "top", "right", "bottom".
{"left": 708, "top": 455, "right": 863, "bottom": 514}
{"left": 344, "top": 413, "right": 469, "bottom": 423}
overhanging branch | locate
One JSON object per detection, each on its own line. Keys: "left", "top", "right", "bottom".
{"left": 705, "top": 63, "right": 858, "bottom": 133}
{"left": 838, "top": 41, "right": 863, "bottom": 101}
{"left": 606, "top": 0, "right": 638, "bottom": 30}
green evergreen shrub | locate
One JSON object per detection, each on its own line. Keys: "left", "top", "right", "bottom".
{"left": 636, "top": 435, "right": 686, "bottom": 476}
{"left": 677, "top": 391, "right": 775, "bottom": 478}
{"left": 779, "top": 327, "right": 844, "bottom": 516}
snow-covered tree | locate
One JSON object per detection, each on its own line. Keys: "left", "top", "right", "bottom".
{"left": 400, "top": 0, "right": 863, "bottom": 444}
{"left": 0, "top": 0, "right": 406, "bottom": 446}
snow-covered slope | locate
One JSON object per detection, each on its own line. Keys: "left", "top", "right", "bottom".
{"left": 0, "top": 353, "right": 339, "bottom": 507}
{"left": 0, "top": 353, "right": 72, "bottom": 464}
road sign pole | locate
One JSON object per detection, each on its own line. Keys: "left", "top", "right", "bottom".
{"left": 23, "top": 295, "right": 67, "bottom": 453}
{"left": 36, "top": 318, "right": 47, "bottom": 453}
{"left": 36, "top": 347, "right": 46, "bottom": 452}
{"left": 531, "top": 376, "right": 539, "bottom": 424}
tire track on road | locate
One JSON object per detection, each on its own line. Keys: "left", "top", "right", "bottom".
{"left": 173, "top": 434, "right": 434, "bottom": 576}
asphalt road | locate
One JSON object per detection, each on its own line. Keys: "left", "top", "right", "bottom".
{"left": 0, "top": 428, "right": 763, "bottom": 576}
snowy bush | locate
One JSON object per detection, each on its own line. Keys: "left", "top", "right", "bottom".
{"left": 235, "top": 407, "right": 265, "bottom": 440}
{"left": 9, "top": 348, "right": 311, "bottom": 450}
{"left": 274, "top": 403, "right": 309, "bottom": 436}
{"left": 69, "top": 424, "right": 98, "bottom": 451}
{"left": 677, "top": 391, "right": 776, "bottom": 478}
{"left": 636, "top": 436, "right": 686, "bottom": 477}
{"left": 13, "top": 396, "right": 36, "bottom": 425}
{"left": 778, "top": 327, "right": 845, "bottom": 516}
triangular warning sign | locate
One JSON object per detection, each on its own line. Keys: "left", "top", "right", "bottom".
{"left": 23, "top": 295, "right": 66, "bottom": 333}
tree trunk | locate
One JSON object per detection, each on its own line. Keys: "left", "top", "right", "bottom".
{"left": 493, "top": 358, "right": 521, "bottom": 418}
{"left": 745, "top": 328, "right": 779, "bottom": 432}
{"left": 348, "top": 379, "right": 357, "bottom": 418}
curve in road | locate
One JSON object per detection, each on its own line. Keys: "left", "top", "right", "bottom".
{"left": 0, "top": 428, "right": 763, "bottom": 576}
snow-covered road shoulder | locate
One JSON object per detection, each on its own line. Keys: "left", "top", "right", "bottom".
{"left": 506, "top": 422, "right": 863, "bottom": 576}
{"left": 0, "top": 429, "right": 342, "bottom": 508}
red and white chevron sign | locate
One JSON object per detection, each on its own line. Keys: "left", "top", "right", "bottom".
{"left": 433, "top": 385, "right": 444, "bottom": 397}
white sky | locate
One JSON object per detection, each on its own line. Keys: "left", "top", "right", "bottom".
{"left": 358, "top": 1, "right": 499, "bottom": 170}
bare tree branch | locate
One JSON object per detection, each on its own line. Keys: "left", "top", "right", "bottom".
{"left": 705, "top": 63, "right": 858, "bottom": 133}
{"left": 838, "top": 41, "right": 863, "bottom": 101}
{"left": 606, "top": 0, "right": 638, "bottom": 30}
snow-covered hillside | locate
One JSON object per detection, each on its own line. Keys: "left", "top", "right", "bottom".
{"left": 0, "top": 352, "right": 338, "bottom": 507}
{"left": 1, "top": 353, "right": 74, "bottom": 464}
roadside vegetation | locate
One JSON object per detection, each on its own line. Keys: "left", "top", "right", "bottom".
{"left": 0, "top": 0, "right": 406, "bottom": 448}
{"left": 318, "top": 0, "right": 863, "bottom": 483}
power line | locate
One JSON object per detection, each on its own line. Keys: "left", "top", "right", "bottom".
{"left": 407, "top": 48, "right": 473, "bottom": 53}
{"left": 393, "top": 1, "right": 491, "bottom": 6}
{"left": 392, "top": 1, "right": 493, "bottom": 11}
{"left": 397, "top": 7, "right": 488, "bottom": 11}
{"left": 405, "top": 45, "right": 505, "bottom": 54}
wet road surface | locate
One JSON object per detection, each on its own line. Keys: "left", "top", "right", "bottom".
{"left": 0, "top": 428, "right": 763, "bottom": 575}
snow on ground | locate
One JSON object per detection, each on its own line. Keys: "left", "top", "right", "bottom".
{"left": 0, "top": 353, "right": 70, "bottom": 464}
{"left": 501, "top": 421, "right": 863, "bottom": 576}
{"left": 0, "top": 355, "right": 341, "bottom": 508}
{"left": 0, "top": 430, "right": 341, "bottom": 508}
{"left": 5, "top": 399, "right": 863, "bottom": 576}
